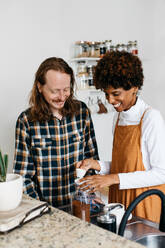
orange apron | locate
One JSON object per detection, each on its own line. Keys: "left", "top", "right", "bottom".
{"left": 109, "top": 110, "right": 165, "bottom": 223}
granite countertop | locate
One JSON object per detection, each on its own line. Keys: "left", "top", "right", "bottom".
{"left": 0, "top": 196, "right": 145, "bottom": 248}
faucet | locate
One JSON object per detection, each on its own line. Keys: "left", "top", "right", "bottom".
{"left": 118, "top": 189, "right": 165, "bottom": 236}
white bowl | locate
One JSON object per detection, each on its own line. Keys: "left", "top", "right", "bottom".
{"left": 76, "top": 168, "right": 86, "bottom": 179}
{"left": 0, "top": 173, "right": 23, "bottom": 211}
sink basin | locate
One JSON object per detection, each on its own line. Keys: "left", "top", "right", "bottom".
{"left": 135, "top": 234, "right": 165, "bottom": 248}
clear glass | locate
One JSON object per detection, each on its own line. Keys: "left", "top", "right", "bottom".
{"left": 72, "top": 189, "right": 91, "bottom": 222}
{"left": 72, "top": 189, "right": 101, "bottom": 222}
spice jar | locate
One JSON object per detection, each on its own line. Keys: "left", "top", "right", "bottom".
{"left": 99, "top": 42, "right": 106, "bottom": 58}
{"left": 110, "top": 45, "right": 115, "bottom": 52}
{"left": 75, "top": 41, "right": 89, "bottom": 57}
{"left": 87, "top": 65, "right": 95, "bottom": 88}
{"left": 121, "top": 44, "right": 127, "bottom": 51}
{"left": 75, "top": 41, "right": 84, "bottom": 57}
{"left": 77, "top": 61, "right": 87, "bottom": 76}
{"left": 116, "top": 44, "right": 123, "bottom": 52}
{"left": 77, "top": 61, "right": 88, "bottom": 89}
{"left": 126, "top": 43, "right": 132, "bottom": 53}
{"left": 127, "top": 41, "right": 133, "bottom": 53}
{"left": 94, "top": 42, "right": 100, "bottom": 57}
{"left": 89, "top": 41, "right": 96, "bottom": 57}
{"left": 105, "top": 40, "right": 112, "bottom": 52}
{"left": 132, "top": 40, "right": 138, "bottom": 55}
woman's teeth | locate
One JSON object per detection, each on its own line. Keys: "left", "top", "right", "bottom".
{"left": 114, "top": 103, "right": 121, "bottom": 108}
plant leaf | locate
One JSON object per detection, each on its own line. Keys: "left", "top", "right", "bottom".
{"left": 0, "top": 175, "right": 6, "bottom": 182}
{"left": 0, "top": 150, "right": 5, "bottom": 178}
{"left": 4, "top": 154, "right": 8, "bottom": 174}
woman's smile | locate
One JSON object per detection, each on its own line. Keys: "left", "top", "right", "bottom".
{"left": 113, "top": 102, "right": 121, "bottom": 108}
{"left": 104, "top": 86, "right": 138, "bottom": 112}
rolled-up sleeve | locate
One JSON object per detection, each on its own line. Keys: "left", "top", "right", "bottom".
{"left": 119, "top": 109, "right": 165, "bottom": 189}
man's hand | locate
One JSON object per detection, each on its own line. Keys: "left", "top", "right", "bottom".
{"left": 76, "top": 158, "right": 100, "bottom": 172}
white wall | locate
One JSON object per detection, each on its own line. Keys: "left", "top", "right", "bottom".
{"left": 0, "top": 0, "right": 164, "bottom": 171}
{"left": 153, "top": 0, "right": 165, "bottom": 111}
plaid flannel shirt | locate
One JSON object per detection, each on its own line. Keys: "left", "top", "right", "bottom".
{"left": 13, "top": 101, "right": 99, "bottom": 207}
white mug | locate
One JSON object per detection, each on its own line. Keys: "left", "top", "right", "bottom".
{"left": 76, "top": 168, "right": 86, "bottom": 179}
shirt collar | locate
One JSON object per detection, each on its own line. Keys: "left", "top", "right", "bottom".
{"left": 119, "top": 97, "right": 143, "bottom": 121}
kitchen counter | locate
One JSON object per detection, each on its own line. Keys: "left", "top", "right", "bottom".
{"left": 0, "top": 195, "right": 145, "bottom": 248}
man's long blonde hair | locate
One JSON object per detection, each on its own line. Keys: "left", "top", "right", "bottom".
{"left": 28, "top": 57, "right": 80, "bottom": 121}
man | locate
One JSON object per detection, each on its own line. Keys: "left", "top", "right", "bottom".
{"left": 13, "top": 57, "right": 99, "bottom": 207}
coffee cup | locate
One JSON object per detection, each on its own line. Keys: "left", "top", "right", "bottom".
{"left": 76, "top": 168, "right": 86, "bottom": 179}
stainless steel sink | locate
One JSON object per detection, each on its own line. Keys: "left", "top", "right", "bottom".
{"left": 135, "top": 234, "right": 165, "bottom": 248}
{"left": 123, "top": 216, "right": 165, "bottom": 247}
{"left": 118, "top": 189, "right": 165, "bottom": 247}
{"left": 124, "top": 216, "right": 160, "bottom": 240}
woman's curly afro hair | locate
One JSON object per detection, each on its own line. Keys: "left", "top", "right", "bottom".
{"left": 93, "top": 51, "right": 144, "bottom": 91}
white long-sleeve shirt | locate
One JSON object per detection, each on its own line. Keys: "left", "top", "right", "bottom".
{"left": 98, "top": 97, "right": 165, "bottom": 189}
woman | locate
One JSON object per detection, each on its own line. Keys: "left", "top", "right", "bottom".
{"left": 77, "top": 51, "right": 165, "bottom": 222}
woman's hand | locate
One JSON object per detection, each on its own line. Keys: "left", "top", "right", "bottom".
{"left": 76, "top": 158, "right": 100, "bottom": 172}
{"left": 78, "top": 174, "right": 120, "bottom": 193}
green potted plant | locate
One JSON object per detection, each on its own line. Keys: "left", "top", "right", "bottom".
{"left": 0, "top": 150, "right": 8, "bottom": 182}
{"left": 0, "top": 149, "right": 23, "bottom": 211}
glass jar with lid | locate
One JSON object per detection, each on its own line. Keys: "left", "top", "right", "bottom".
{"left": 94, "top": 42, "right": 100, "bottom": 57}
{"left": 76, "top": 61, "right": 88, "bottom": 90}
{"left": 121, "top": 44, "right": 127, "bottom": 51}
{"left": 76, "top": 74, "right": 88, "bottom": 90}
{"left": 99, "top": 42, "right": 106, "bottom": 58}
{"left": 105, "top": 40, "right": 112, "bottom": 52}
{"left": 87, "top": 65, "right": 93, "bottom": 78}
{"left": 75, "top": 41, "right": 89, "bottom": 57}
{"left": 116, "top": 44, "right": 122, "bottom": 52}
{"left": 89, "top": 41, "right": 96, "bottom": 57}
{"left": 132, "top": 40, "right": 138, "bottom": 55}
{"left": 87, "top": 65, "right": 95, "bottom": 88}
{"left": 110, "top": 45, "right": 115, "bottom": 52}
{"left": 77, "top": 61, "right": 87, "bottom": 76}
{"left": 127, "top": 41, "right": 133, "bottom": 53}
{"left": 75, "top": 41, "right": 83, "bottom": 57}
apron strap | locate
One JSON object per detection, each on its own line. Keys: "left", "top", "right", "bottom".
{"left": 140, "top": 107, "right": 152, "bottom": 125}
{"left": 116, "top": 113, "right": 120, "bottom": 127}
